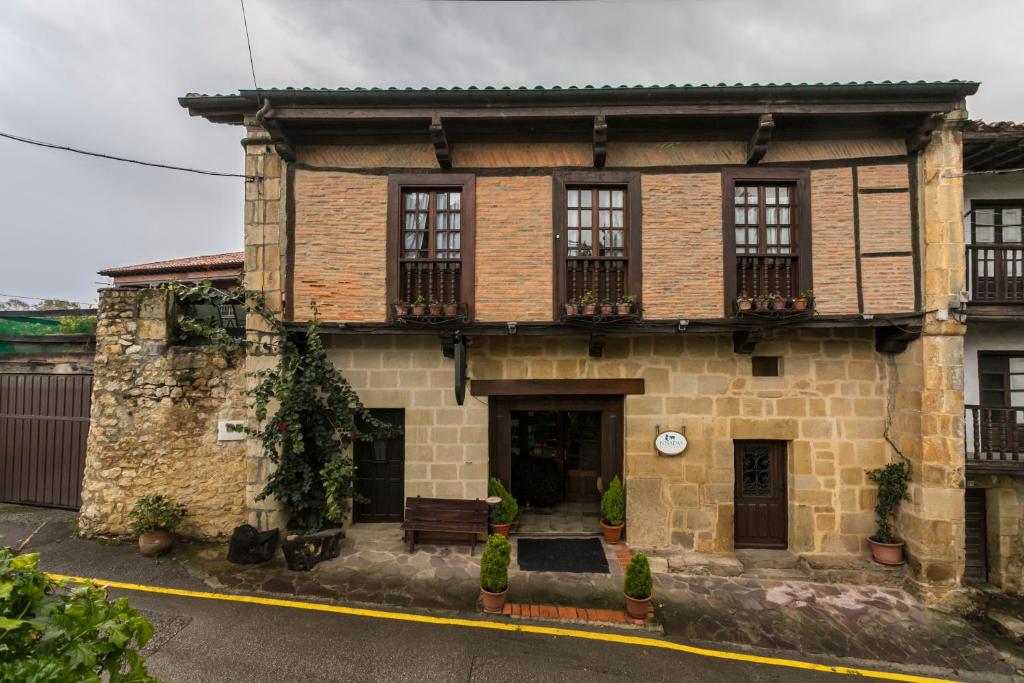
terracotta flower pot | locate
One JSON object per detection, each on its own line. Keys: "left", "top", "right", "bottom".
{"left": 792, "top": 298, "right": 808, "bottom": 312}
{"left": 624, "top": 593, "right": 651, "bottom": 620}
{"left": 616, "top": 303, "right": 632, "bottom": 315}
{"left": 600, "top": 519, "right": 624, "bottom": 544}
{"left": 737, "top": 298, "right": 753, "bottom": 312}
{"left": 564, "top": 303, "right": 578, "bottom": 316}
{"left": 599, "top": 303, "right": 614, "bottom": 316}
{"left": 772, "top": 297, "right": 788, "bottom": 311}
{"left": 481, "top": 587, "right": 509, "bottom": 614}
{"left": 490, "top": 523, "right": 512, "bottom": 537}
{"left": 411, "top": 304, "right": 426, "bottom": 316}
{"left": 428, "top": 304, "right": 442, "bottom": 316}
{"left": 444, "top": 303, "right": 459, "bottom": 316}
{"left": 138, "top": 530, "right": 174, "bottom": 557}
{"left": 582, "top": 303, "right": 597, "bottom": 316}
{"left": 393, "top": 303, "right": 409, "bottom": 317}
{"left": 868, "top": 537, "right": 905, "bottom": 565}
{"left": 754, "top": 298, "right": 769, "bottom": 312}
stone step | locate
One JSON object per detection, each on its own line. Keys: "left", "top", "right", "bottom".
{"left": 735, "top": 549, "right": 801, "bottom": 570}
{"left": 987, "top": 609, "right": 1024, "bottom": 643}
{"left": 741, "top": 567, "right": 810, "bottom": 581}
{"left": 664, "top": 552, "right": 744, "bottom": 577}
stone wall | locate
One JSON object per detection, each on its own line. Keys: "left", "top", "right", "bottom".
{"left": 327, "top": 328, "right": 892, "bottom": 554}
{"left": 78, "top": 288, "right": 247, "bottom": 539}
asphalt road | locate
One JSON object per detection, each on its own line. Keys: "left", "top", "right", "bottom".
{"left": 0, "top": 505, "right": 927, "bottom": 682}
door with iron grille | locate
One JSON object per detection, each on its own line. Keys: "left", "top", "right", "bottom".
{"left": 734, "top": 440, "right": 788, "bottom": 549}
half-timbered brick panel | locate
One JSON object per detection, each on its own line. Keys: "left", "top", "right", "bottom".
{"left": 862, "top": 255, "right": 915, "bottom": 312}
{"left": 809, "top": 167, "right": 858, "bottom": 315}
{"left": 860, "top": 192, "right": 914, "bottom": 254}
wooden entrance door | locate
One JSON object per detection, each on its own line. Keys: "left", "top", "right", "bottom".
{"left": 734, "top": 440, "right": 788, "bottom": 549}
{"left": 353, "top": 409, "right": 405, "bottom": 523}
{"left": 964, "top": 488, "right": 988, "bottom": 583}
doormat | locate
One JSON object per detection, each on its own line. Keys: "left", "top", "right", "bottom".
{"left": 516, "top": 538, "right": 610, "bottom": 574}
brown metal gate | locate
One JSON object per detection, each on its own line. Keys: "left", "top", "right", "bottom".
{"left": 0, "top": 374, "right": 92, "bottom": 509}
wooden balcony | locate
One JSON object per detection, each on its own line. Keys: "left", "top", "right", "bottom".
{"left": 565, "top": 257, "right": 630, "bottom": 307}
{"left": 966, "top": 405, "right": 1024, "bottom": 475}
{"left": 399, "top": 259, "right": 462, "bottom": 309}
{"left": 736, "top": 254, "right": 800, "bottom": 300}
{"left": 966, "top": 244, "right": 1024, "bottom": 304}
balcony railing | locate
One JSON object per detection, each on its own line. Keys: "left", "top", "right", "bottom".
{"left": 399, "top": 259, "right": 462, "bottom": 308}
{"left": 566, "top": 257, "right": 629, "bottom": 306}
{"left": 966, "top": 404, "right": 1024, "bottom": 473}
{"left": 737, "top": 254, "right": 800, "bottom": 300}
{"left": 966, "top": 244, "right": 1024, "bottom": 303}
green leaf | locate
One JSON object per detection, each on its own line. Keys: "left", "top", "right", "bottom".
{"left": 0, "top": 616, "right": 26, "bottom": 631}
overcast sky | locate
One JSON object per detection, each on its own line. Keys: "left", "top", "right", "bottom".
{"left": 1, "top": 0, "right": 1022, "bottom": 306}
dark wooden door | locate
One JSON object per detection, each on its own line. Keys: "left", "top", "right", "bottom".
{"left": 964, "top": 488, "right": 988, "bottom": 584}
{"left": 734, "top": 441, "right": 788, "bottom": 549}
{"left": 0, "top": 373, "right": 92, "bottom": 509}
{"left": 353, "top": 409, "right": 405, "bottom": 523}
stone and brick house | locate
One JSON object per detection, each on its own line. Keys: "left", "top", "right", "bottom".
{"left": 82, "top": 79, "right": 1018, "bottom": 608}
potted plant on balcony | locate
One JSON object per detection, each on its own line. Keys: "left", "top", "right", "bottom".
{"left": 130, "top": 494, "right": 187, "bottom": 557}
{"left": 579, "top": 291, "right": 597, "bottom": 316}
{"left": 623, "top": 552, "right": 653, "bottom": 620}
{"left": 444, "top": 300, "right": 459, "bottom": 316}
{"left": 865, "top": 459, "right": 911, "bottom": 565}
{"left": 410, "top": 295, "right": 426, "bottom": 317}
{"left": 480, "top": 533, "right": 511, "bottom": 614}
{"left": 792, "top": 289, "right": 813, "bottom": 312}
{"left": 771, "top": 292, "right": 788, "bottom": 311}
{"left": 754, "top": 294, "right": 770, "bottom": 312}
{"left": 600, "top": 475, "right": 626, "bottom": 544}
{"left": 488, "top": 477, "right": 518, "bottom": 537}
{"left": 428, "top": 298, "right": 443, "bottom": 317}
{"left": 564, "top": 297, "right": 579, "bottom": 317}
{"left": 393, "top": 300, "right": 410, "bottom": 318}
{"left": 736, "top": 291, "right": 753, "bottom": 312}
{"left": 617, "top": 294, "right": 637, "bottom": 315}
{"left": 599, "top": 300, "right": 615, "bottom": 316}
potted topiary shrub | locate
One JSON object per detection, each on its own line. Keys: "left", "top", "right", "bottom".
{"left": 480, "top": 533, "right": 511, "bottom": 613}
{"left": 865, "top": 459, "right": 911, "bottom": 565}
{"left": 488, "top": 477, "right": 519, "bottom": 537}
{"left": 736, "top": 291, "right": 753, "bottom": 312}
{"left": 411, "top": 295, "right": 426, "bottom": 317}
{"left": 617, "top": 294, "right": 637, "bottom": 315}
{"left": 623, "top": 552, "right": 653, "bottom": 619}
{"left": 792, "top": 289, "right": 813, "bottom": 312}
{"left": 600, "top": 475, "right": 626, "bottom": 544}
{"left": 579, "top": 291, "right": 597, "bottom": 316}
{"left": 130, "top": 494, "right": 186, "bottom": 557}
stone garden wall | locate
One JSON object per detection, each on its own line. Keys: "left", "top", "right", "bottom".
{"left": 78, "top": 288, "right": 248, "bottom": 539}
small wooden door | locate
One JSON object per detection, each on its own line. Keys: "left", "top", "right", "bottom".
{"left": 353, "top": 409, "right": 405, "bottom": 523}
{"left": 964, "top": 488, "right": 988, "bottom": 584}
{"left": 734, "top": 441, "right": 788, "bottom": 549}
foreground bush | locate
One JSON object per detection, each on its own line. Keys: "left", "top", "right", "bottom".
{"left": 0, "top": 548, "right": 157, "bottom": 682}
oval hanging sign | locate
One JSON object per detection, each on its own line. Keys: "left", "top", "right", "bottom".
{"left": 655, "top": 431, "right": 687, "bottom": 456}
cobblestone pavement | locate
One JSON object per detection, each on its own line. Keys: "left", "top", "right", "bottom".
{"left": 179, "top": 524, "right": 1019, "bottom": 677}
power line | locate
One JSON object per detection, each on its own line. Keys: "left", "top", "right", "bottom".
{"left": 0, "top": 293, "right": 94, "bottom": 306}
{"left": 0, "top": 131, "right": 256, "bottom": 180}
{"left": 239, "top": 0, "right": 259, "bottom": 90}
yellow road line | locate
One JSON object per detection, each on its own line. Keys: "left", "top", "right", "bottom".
{"left": 49, "top": 572, "right": 958, "bottom": 683}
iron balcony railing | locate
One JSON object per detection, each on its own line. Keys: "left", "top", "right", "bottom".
{"left": 965, "top": 405, "right": 1024, "bottom": 471}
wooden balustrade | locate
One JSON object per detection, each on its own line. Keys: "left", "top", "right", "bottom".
{"left": 966, "top": 405, "right": 1024, "bottom": 472}
{"left": 566, "top": 257, "right": 629, "bottom": 305}
{"left": 399, "top": 260, "right": 462, "bottom": 306}
{"left": 736, "top": 254, "right": 799, "bottom": 300}
{"left": 966, "top": 244, "right": 1024, "bottom": 303}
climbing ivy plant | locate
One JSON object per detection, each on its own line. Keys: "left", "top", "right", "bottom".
{"left": 165, "top": 281, "right": 399, "bottom": 532}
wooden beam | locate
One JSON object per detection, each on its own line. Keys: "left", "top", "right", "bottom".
{"left": 471, "top": 378, "right": 645, "bottom": 396}
{"left": 592, "top": 115, "right": 608, "bottom": 168}
{"left": 429, "top": 116, "right": 451, "bottom": 169}
{"left": 588, "top": 331, "right": 607, "bottom": 358}
{"left": 746, "top": 114, "right": 774, "bottom": 165}
{"left": 905, "top": 113, "right": 944, "bottom": 154}
{"left": 732, "top": 329, "right": 763, "bottom": 354}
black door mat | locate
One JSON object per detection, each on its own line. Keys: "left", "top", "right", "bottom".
{"left": 516, "top": 537, "right": 610, "bottom": 574}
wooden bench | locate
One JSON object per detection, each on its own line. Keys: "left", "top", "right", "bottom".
{"left": 400, "top": 497, "right": 489, "bottom": 555}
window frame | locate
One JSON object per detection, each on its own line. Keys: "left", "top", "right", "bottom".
{"left": 722, "top": 167, "right": 812, "bottom": 315}
{"left": 552, "top": 171, "right": 642, "bottom": 320}
{"left": 970, "top": 200, "right": 1024, "bottom": 245}
{"left": 386, "top": 174, "right": 476, "bottom": 321}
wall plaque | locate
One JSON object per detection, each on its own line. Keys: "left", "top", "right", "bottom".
{"left": 654, "top": 431, "right": 687, "bottom": 456}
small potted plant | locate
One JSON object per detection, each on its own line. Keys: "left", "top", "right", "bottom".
{"left": 410, "top": 295, "right": 426, "bottom": 317}
{"left": 623, "top": 552, "right": 653, "bottom": 620}
{"left": 488, "top": 477, "right": 519, "bottom": 537}
{"left": 579, "top": 291, "right": 597, "bottom": 316}
{"left": 771, "top": 292, "right": 788, "bottom": 311}
{"left": 129, "top": 494, "right": 186, "bottom": 557}
{"left": 736, "top": 291, "right": 753, "bottom": 312}
{"left": 428, "top": 298, "right": 443, "bottom": 316}
{"left": 792, "top": 289, "right": 813, "bottom": 312}
{"left": 480, "top": 534, "right": 511, "bottom": 614}
{"left": 754, "top": 294, "right": 770, "bottom": 312}
{"left": 444, "top": 300, "right": 459, "bottom": 316}
{"left": 617, "top": 294, "right": 636, "bottom": 315}
{"left": 865, "top": 460, "right": 911, "bottom": 565}
{"left": 600, "top": 475, "right": 626, "bottom": 544}
{"left": 564, "top": 298, "right": 579, "bottom": 317}
{"left": 392, "top": 300, "right": 410, "bottom": 318}
{"left": 599, "top": 301, "right": 614, "bottom": 316}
